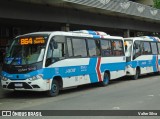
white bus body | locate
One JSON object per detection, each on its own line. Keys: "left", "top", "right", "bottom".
{"left": 1, "top": 30, "right": 126, "bottom": 96}
{"left": 125, "top": 36, "right": 160, "bottom": 79}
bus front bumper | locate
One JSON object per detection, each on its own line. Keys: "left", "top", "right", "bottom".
{"left": 1, "top": 78, "right": 51, "bottom": 91}
{"left": 126, "top": 65, "right": 136, "bottom": 76}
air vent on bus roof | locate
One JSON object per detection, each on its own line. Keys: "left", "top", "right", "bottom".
{"left": 72, "top": 30, "right": 109, "bottom": 36}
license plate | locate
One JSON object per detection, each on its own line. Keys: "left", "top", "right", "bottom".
{"left": 14, "top": 83, "right": 23, "bottom": 87}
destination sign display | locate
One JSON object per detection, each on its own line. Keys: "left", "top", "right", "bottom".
{"left": 20, "top": 37, "right": 45, "bottom": 45}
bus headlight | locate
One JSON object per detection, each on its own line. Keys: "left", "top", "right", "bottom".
{"left": 28, "top": 74, "right": 43, "bottom": 81}
{"left": 127, "top": 64, "right": 132, "bottom": 68}
{"left": 1, "top": 76, "right": 8, "bottom": 81}
{"left": 126, "top": 65, "right": 130, "bottom": 68}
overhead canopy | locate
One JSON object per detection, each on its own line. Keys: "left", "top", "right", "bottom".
{"left": 14, "top": 0, "right": 160, "bottom": 23}
{"left": 0, "top": 0, "right": 160, "bottom": 32}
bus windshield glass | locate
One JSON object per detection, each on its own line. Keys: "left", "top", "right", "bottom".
{"left": 5, "top": 35, "right": 48, "bottom": 65}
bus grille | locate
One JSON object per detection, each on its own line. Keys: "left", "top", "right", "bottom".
{"left": 7, "top": 82, "right": 32, "bottom": 89}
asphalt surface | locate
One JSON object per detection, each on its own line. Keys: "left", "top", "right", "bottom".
{"left": 0, "top": 69, "right": 160, "bottom": 119}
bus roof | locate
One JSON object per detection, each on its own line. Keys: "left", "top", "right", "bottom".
{"left": 16, "top": 30, "right": 123, "bottom": 40}
{"left": 124, "top": 36, "right": 160, "bottom": 42}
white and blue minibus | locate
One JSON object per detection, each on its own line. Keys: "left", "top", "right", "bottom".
{"left": 1, "top": 30, "right": 126, "bottom": 96}
{"left": 125, "top": 36, "right": 160, "bottom": 80}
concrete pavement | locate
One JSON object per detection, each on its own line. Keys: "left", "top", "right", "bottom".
{"left": 0, "top": 84, "right": 6, "bottom": 99}
{"left": 0, "top": 66, "right": 160, "bottom": 119}
{"left": 0, "top": 74, "right": 160, "bottom": 108}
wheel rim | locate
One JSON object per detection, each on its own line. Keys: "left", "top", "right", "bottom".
{"left": 51, "top": 84, "right": 57, "bottom": 93}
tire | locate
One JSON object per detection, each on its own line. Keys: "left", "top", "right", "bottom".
{"left": 99, "top": 73, "right": 110, "bottom": 86}
{"left": 132, "top": 68, "right": 139, "bottom": 80}
{"left": 47, "top": 80, "right": 59, "bottom": 97}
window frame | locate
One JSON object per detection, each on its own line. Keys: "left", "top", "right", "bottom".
{"left": 86, "top": 38, "right": 98, "bottom": 57}
{"left": 63, "top": 36, "right": 125, "bottom": 58}
{"left": 141, "top": 41, "right": 152, "bottom": 55}
{"left": 100, "top": 39, "right": 112, "bottom": 57}
{"left": 133, "top": 40, "right": 142, "bottom": 59}
{"left": 51, "top": 36, "right": 67, "bottom": 58}
{"left": 45, "top": 36, "right": 67, "bottom": 67}
{"left": 110, "top": 39, "right": 125, "bottom": 57}
{"left": 66, "top": 36, "right": 88, "bottom": 58}
{"left": 66, "top": 37, "right": 74, "bottom": 57}
{"left": 132, "top": 40, "right": 159, "bottom": 60}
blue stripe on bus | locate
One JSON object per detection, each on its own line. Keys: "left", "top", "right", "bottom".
{"left": 127, "top": 56, "right": 159, "bottom": 72}
{"left": 87, "top": 30, "right": 97, "bottom": 35}
{"left": 92, "top": 35, "right": 101, "bottom": 39}
{"left": 127, "top": 60, "right": 152, "bottom": 68}
{"left": 88, "top": 58, "right": 99, "bottom": 83}
{"left": 1, "top": 69, "right": 45, "bottom": 80}
{"left": 152, "top": 55, "right": 157, "bottom": 72}
{"left": 101, "top": 62, "right": 126, "bottom": 72}
{"left": 2, "top": 58, "right": 125, "bottom": 82}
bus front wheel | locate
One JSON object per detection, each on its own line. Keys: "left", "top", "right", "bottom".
{"left": 47, "top": 80, "right": 59, "bottom": 97}
{"left": 132, "top": 68, "right": 140, "bottom": 80}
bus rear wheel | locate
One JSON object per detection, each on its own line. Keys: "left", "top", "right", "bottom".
{"left": 47, "top": 80, "right": 59, "bottom": 97}
{"left": 99, "top": 73, "right": 110, "bottom": 86}
{"left": 132, "top": 68, "right": 140, "bottom": 80}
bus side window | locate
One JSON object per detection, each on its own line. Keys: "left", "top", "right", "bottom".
{"left": 151, "top": 42, "right": 158, "bottom": 55}
{"left": 133, "top": 41, "right": 141, "bottom": 59}
{"left": 72, "top": 38, "right": 87, "bottom": 57}
{"left": 101, "top": 40, "right": 112, "bottom": 57}
{"left": 95, "top": 40, "right": 101, "bottom": 56}
{"left": 141, "top": 42, "right": 151, "bottom": 55}
{"left": 87, "top": 39, "right": 98, "bottom": 57}
{"left": 46, "top": 42, "right": 54, "bottom": 67}
{"left": 157, "top": 43, "right": 160, "bottom": 54}
{"left": 67, "top": 38, "right": 73, "bottom": 57}
{"left": 53, "top": 43, "right": 65, "bottom": 58}
{"left": 53, "top": 36, "right": 66, "bottom": 59}
{"left": 45, "top": 36, "right": 66, "bottom": 67}
{"left": 112, "top": 40, "right": 124, "bottom": 56}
